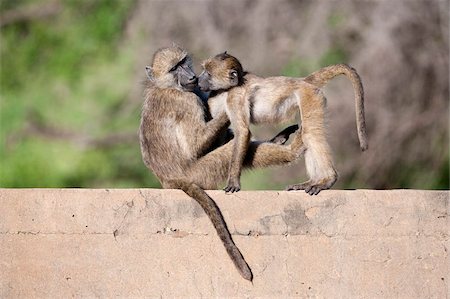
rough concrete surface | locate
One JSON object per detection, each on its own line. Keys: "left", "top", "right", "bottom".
{"left": 0, "top": 189, "right": 448, "bottom": 298}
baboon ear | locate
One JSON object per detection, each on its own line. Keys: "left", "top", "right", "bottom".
{"left": 145, "top": 66, "right": 153, "bottom": 79}
{"left": 230, "top": 69, "right": 239, "bottom": 85}
{"left": 217, "top": 51, "right": 228, "bottom": 60}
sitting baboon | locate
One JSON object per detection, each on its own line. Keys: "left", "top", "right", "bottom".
{"left": 140, "top": 46, "right": 304, "bottom": 281}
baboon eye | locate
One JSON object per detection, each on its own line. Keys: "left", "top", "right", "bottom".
{"left": 170, "top": 56, "right": 187, "bottom": 72}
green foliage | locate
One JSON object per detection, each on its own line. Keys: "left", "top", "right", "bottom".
{"left": 241, "top": 169, "right": 283, "bottom": 190}
{"left": 319, "top": 47, "right": 348, "bottom": 67}
{"left": 2, "top": 138, "right": 79, "bottom": 187}
{"left": 1, "top": 0, "right": 133, "bottom": 90}
{"left": 0, "top": 0, "right": 163, "bottom": 188}
{"left": 281, "top": 58, "right": 315, "bottom": 78}
{"left": 1, "top": 1, "right": 447, "bottom": 190}
{"left": 434, "top": 155, "right": 449, "bottom": 189}
{"left": 0, "top": 0, "right": 33, "bottom": 11}
{"left": 327, "top": 13, "right": 345, "bottom": 29}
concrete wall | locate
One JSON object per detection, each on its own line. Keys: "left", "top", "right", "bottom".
{"left": 0, "top": 189, "right": 448, "bottom": 298}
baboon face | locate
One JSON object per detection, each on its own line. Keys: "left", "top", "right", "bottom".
{"left": 198, "top": 52, "right": 243, "bottom": 92}
{"left": 148, "top": 46, "right": 198, "bottom": 91}
{"left": 171, "top": 55, "right": 198, "bottom": 91}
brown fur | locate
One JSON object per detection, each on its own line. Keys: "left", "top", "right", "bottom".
{"left": 140, "top": 46, "right": 305, "bottom": 281}
{"left": 199, "top": 53, "right": 368, "bottom": 195}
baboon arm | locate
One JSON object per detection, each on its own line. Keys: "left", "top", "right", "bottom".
{"left": 224, "top": 94, "right": 251, "bottom": 192}
{"left": 139, "top": 128, "right": 151, "bottom": 168}
{"left": 196, "top": 112, "right": 230, "bottom": 155}
{"left": 225, "top": 127, "right": 250, "bottom": 192}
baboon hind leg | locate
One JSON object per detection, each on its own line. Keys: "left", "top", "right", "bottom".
{"left": 286, "top": 88, "right": 337, "bottom": 195}
{"left": 184, "top": 129, "right": 305, "bottom": 190}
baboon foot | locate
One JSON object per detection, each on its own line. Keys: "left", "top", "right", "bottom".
{"left": 285, "top": 177, "right": 337, "bottom": 196}
{"left": 224, "top": 177, "right": 241, "bottom": 193}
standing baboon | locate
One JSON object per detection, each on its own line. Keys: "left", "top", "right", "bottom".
{"left": 140, "top": 46, "right": 305, "bottom": 281}
{"left": 198, "top": 52, "right": 368, "bottom": 195}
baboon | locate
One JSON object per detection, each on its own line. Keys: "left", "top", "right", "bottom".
{"left": 140, "top": 46, "right": 305, "bottom": 281}
{"left": 198, "top": 52, "right": 368, "bottom": 195}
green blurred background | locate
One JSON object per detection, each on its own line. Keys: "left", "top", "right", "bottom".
{"left": 1, "top": 0, "right": 448, "bottom": 190}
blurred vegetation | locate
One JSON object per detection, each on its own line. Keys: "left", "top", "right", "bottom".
{"left": 1, "top": 0, "right": 159, "bottom": 187}
{"left": 0, "top": 0, "right": 448, "bottom": 190}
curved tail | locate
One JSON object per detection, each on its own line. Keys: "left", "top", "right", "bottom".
{"left": 304, "top": 64, "right": 368, "bottom": 151}
{"left": 177, "top": 181, "right": 253, "bottom": 281}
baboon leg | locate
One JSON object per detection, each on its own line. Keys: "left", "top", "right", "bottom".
{"left": 286, "top": 88, "right": 337, "bottom": 195}
{"left": 184, "top": 130, "right": 305, "bottom": 190}
{"left": 244, "top": 131, "right": 305, "bottom": 168}
{"left": 183, "top": 142, "right": 234, "bottom": 189}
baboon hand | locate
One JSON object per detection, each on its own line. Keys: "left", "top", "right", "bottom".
{"left": 224, "top": 177, "right": 241, "bottom": 193}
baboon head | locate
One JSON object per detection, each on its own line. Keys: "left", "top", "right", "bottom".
{"left": 146, "top": 45, "right": 198, "bottom": 91}
{"left": 198, "top": 51, "right": 244, "bottom": 92}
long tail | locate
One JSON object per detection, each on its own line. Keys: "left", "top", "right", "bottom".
{"left": 179, "top": 181, "right": 253, "bottom": 281}
{"left": 304, "top": 64, "right": 368, "bottom": 151}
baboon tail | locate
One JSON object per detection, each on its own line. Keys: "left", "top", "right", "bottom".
{"left": 180, "top": 182, "right": 253, "bottom": 281}
{"left": 304, "top": 64, "right": 368, "bottom": 151}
